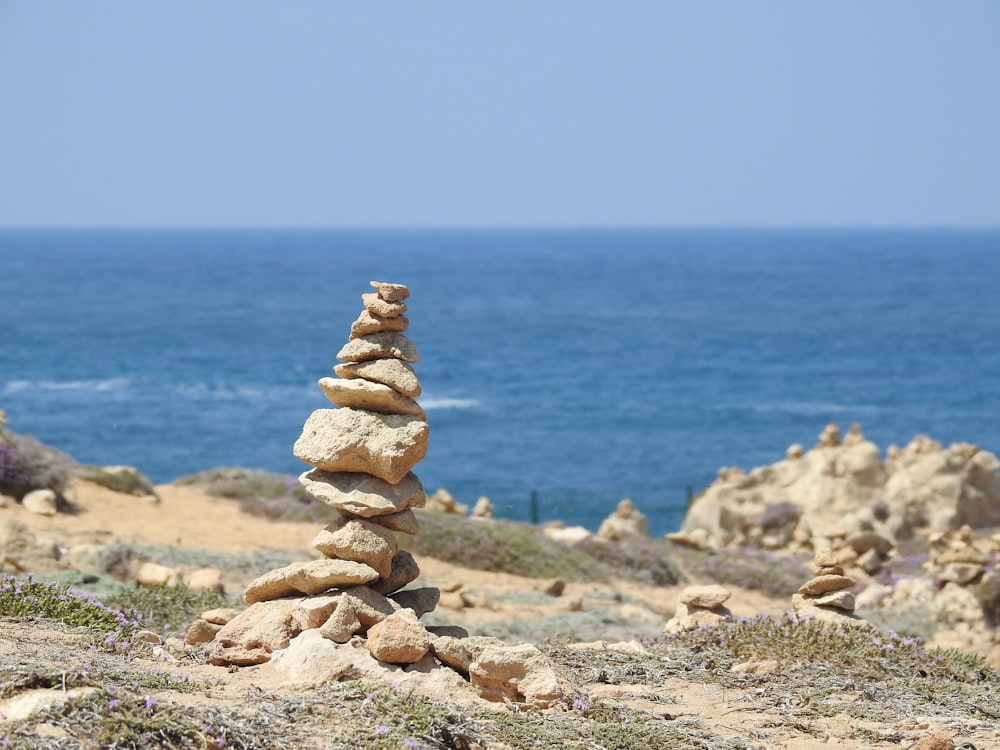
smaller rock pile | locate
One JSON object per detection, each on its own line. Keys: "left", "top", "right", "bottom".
{"left": 924, "top": 525, "right": 995, "bottom": 586}
{"left": 425, "top": 488, "right": 468, "bottom": 516}
{"left": 663, "top": 585, "right": 732, "bottom": 634}
{"left": 791, "top": 550, "right": 862, "bottom": 625}
{"left": 596, "top": 499, "right": 649, "bottom": 541}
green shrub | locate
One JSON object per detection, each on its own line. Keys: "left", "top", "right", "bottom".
{"left": 77, "top": 465, "right": 158, "bottom": 498}
{"left": 576, "top": 536, "right": 681, "bottom": 586}
{"left": 0, "top": 574, "right": 139, "bottom": 634}
{"left": 102, "top": 584, "right": 238, "bottom": 636}
{"left": 174, "top": 466, "right": 335, "bottom": 523}
{"left": 0, "top": 426, "right": 75, "bottom": 499}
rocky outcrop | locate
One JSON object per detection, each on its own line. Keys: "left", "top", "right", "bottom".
{"left": 679, "top": 423, "right": 1000, "bottom": 551}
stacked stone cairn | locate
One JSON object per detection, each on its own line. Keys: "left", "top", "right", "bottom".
{"left": 208, "top": 281, "right": 440, "bottom": 665}
{"left": 924, "top": 525, "right": 995, "bottom": 586}
{"left": 663, "top": 585, "right": 733, "bottom": 634}
{"left": 791, "top": 550, "right": 863, "bottom": 625}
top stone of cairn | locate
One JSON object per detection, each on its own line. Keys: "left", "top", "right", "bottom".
{"left": 371, "top": 281, "right": 410, "bottom": 303}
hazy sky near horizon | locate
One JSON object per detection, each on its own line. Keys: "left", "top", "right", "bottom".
{"left": 1, "top": 3, "right": 998, "bottom": 228}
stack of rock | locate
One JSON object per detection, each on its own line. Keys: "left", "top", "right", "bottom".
{"left": 596, "top": 499, "right": 650, "bottom": 541}
{"left": 791, "top": 550, "right": 862, "bottom": 625}
{"left": 208, "top": 281, "right": 439, "bottom": 665}
{"left": 663, "top": 585, "right": 732, "bottom": 634}
{"left": 924, "top": 525, "right": 994, "bottom": 586}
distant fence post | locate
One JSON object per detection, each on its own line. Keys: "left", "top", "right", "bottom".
{"left": 530, "top": 490, "right": 539, "bottom": 525}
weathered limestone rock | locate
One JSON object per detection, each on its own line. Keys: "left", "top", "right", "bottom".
{"left": 185, "top": 619, "right": 223, "bottom": 645}
{"left": 368, "top": 508, "right": 420, "bottom": 535}
{"left": 184, "top": 567, "right": 225, "bottom": 592}
{"left": 318, "top": 377, "right": 425, "bottom": 419}
{"left": 201, "top": 607, "right": 240, "bottom": 626}
{"left": 299, "top": 469, "right": 426, "bottom": 517}
{"left": 361, "top": 292, "right": 407, "bottom": 318}
{"left": 471, "top": 496, "right": 494, "bottom": 518}
{"left": 312, "top": 516, "right": 398, "bottom": 579}
{"left": 350, "top": 310, "right": 409, "bottom": 338}
{"left": 596, "top": 499, "right": 649, "bottom": 540}
{"left": 370, "top": 550, "right": 422, "bottom": 595}
{"left": 21, "top": 489, "right": 58, "bottom": 516}
{"left": 425, "top": 488, "right": 468, "bottom": 515}
{"left": 366, "top": 608, "right": 430, "bottom": 664}
{"left": 337, "top": 331, "right": 418, "bottom": 364}
{"left": 0, "top": 520, "right": 65, "bottom": 574}
{"left": 369, "top": 280, "right": 410, "bottom": 302}
{"left": 206, "top": 599, "right": 308, "bottom": 666}
{"left": 469, "top": 643, "right": 568, "bottom": 708}
{"left": 431, "top": 635, "right": 506, "bottom": 676}
{"left": 244, "top": 563, "right": 310, "bottom": 604}
{"left": 285, "top": 558, "right": 381, "bottom": 596}
{"left": 334, "top": 359, "right": 421, "bottom": 397}
{"left": 680, "top": 585, "right": 732, "bottom": 609}
{"left": 798, "top": 574, "right": 857, "bottom": 596}
{"left": 792, "top": 551, "right": 863, "bottom": 625}
{"left": 293, "top": 409, "right": 429, "bottom": 485}
{"left": 135, "top": 561, "right": 180, "bottom": 587}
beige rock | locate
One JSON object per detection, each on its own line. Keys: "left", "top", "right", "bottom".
{"left": 293, "top": 409, "right": 429, "bottom": 485}
{"left": 817, "top": 565, "right": 846, "bottom": 576}
{"left": 370, "top": 280, "right": 410, "bottom": 302}
{"left": 845, "top": 531, "right": 894, "bottom": 556}
{"left": 791, "top": 593, "right": 865, "bottom": 625}
{"left": 184, "top": 567, "right": 225, "bottom": 592}
{"left": 596, "top": 499, "right": 649, "bottom": 541}
{"left": 21, "top": 489, "right": 58, "bottom": 516}
{"left": 469, "top": 643, "right": 568, "bottom": 708}
{"left": 206, "top": 599, "right": 307, "bottom": 666}
{"left": 936, "top": 546, "right": 990, "bottom": 566}
{"left": 319, "top": 585, "right": 400, "bottom": 643}
{"left": 390, "top": 587, "right": 440, "bottom": 617}
{"left": 245, "top": 562, "right": 308, "bottom": 604}
{"left": 0, "top": 520, "right": 64, "bottom": 573}
{"left": 665, "top": 528, "right": 718, "bottom": 551}
{"left": 285, "top": 558, "right": 380, "bottom": 596}
{"left": 0, "top": 492, "right": 13, "bottom": 508}
{"left": 135, "top": 561, "right": 179, "bottom": 587}
{"left": 312, "top": 516, "right": 398, "bottom": 579}
{"left": 185, "top": 619, "right": 222, "bottom": 645}
{"left": 813, "top": 549, "right": 841, "bottom": 568}
{"left": 361, "top": 292, "right": 407, "bottom": 318}
{"left": 798, "top": 574, "right": 857, "bottom": 596}
{"left": 935, "top": 562, "right": 984, "bottom": 585}
{"left": 786, "top": 443, "right": 804, "bottom": 460}
{"left": 367, "top": 608, "right": 430, "bottom": 664}
{"left": 817, "top": 422, "right": 841, "bottom": 448}
{"left": 425, "top": 488, "right": 468, "bottom": 515}
{"left": 909, "top": 732, "right": 955, "bottom": 750}
{"left": 299, "top": 469, "right": 426, "bottom": 517}
{"left": 201, "top": 607, "right": 240, "bottom": 626}
{"left": 545, "top": 525, "right": 594, "bottom": 544}
{"left": 293, "top": 593, "right": 342, "bottom": 629}
{"left": 317, "top": 377, "right": 425, "bottom": 419}
{"left": 370, "top": 550, "right": 422, "bottom": 595}
{"left": 337, "top": 331, "right": 418, "bottom": 363}
{"left": 471, "top": 496, "right": 494, "bottom": 518}
{"left": 680, "top": 585, "right": 732, "bottom": 609}
{"left": 431, "top": 635, "right": 506, "bottom": 676}
{"left": 810, "top": 590, "right": 856, "bottom": 611}
{"left": 350, "top": 310, "right": 409, "bottom": 338}
{"left": 730, "top": 659, "right": 780, "bottom": 675}
{"left": 368, "top": 508, "right": 420, "bottom": 535}
{"left": 663, "top": 603, "right": 732, "bottom": 634}
{"left": 318, "top": 599, "right": 362, "bottom": 643}
{"left": 0, "top": 688, "right": 100, "bottom": 722}
{"left": 267, "top": 629, "right": 353, "bottom": 687}
{"left": 334, "top": 359, "right": 421, "bottom": 397}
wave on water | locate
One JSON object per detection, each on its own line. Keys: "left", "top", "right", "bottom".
{"left": 2, "top": 378, "right": 132, "bottom": 394}
{"left": 714, "top": 400, "right": 882, "bottom": 417}
{"left": 419, "top": 396, "right": 480, "bottom": 410}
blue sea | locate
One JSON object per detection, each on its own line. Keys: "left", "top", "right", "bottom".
{"left": 1, "top": 228, "right": 999, "bottom": 535}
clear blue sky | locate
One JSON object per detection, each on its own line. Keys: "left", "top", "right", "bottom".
{"left": 1, "top": 2, "right": 998, "bottom": 227}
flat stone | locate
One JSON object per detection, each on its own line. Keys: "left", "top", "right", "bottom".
{"left": 798, "top": 574, "right": 857, "bottom": 596}
{"left": 935, "top": 562, "right": 984, "bottom": 585}
{"left": 431, "top": 635, "right": 507, "bottom": 676}
{"left": 366, "top": 508, "right": 420, "bottom": 535}
{"left": 813, "top": 550, "right": 841, "bottom": 569}
{"left": 319, "top": 586, "right": 400, "bottom": 643}
{"left": 185, "top": 619, "right": 222, "bottom": 645}
{"left": 312, "top": 516, "right": 398, "bottom": 579}
{"left": 299, "top": 469, "right": 426, "bottom": 516}
{"left": 285, "top": 558, "right": 380, "bottom": 595}
{"left": 679, "top": 585, "right": 731, "bottom": 609}
{"left": 389, "top": 587, "right": 440, "bottom": 617}
{"left": 817, "top": 565, "right": 845, "bottom": 577}
{"left": 361, "top": 292, "right": 407, "bottom": 318}
{"left": 469, "top": 643, "right": 568, "bottom": 709}
{"left": 367, "top": 609, "right": 430, "bottom": 664}
{"left": 201, "top": 607, "right": 241, "bottom": 625}
{"left": 845, "top": 532, "right": 894, "bottom": 556}
{"left": 294, "top": 409, "right": 429, "bottom": 485}
{"left": 350, "top": 310, "right": 409, "bottom": 338}
{"left": 0, "top": 688, "right": 99, "bottom": 722}
{"left": 245, "top": 562, "right": 309, "bottom": 604}
{"left": 268, "top": 629, "right": 353, "bottom": 687}
{"left": 936, "top": 547, "right": 990, "bottom": 566}
{"left": 136, "top": 561, "right": 179, "bottom": 587}
{"left": 337, "top": 331, "right": 418, "bottom": 363}
{"left": 317, "top": 377, "right": 425, "bottom": 419}
{"left": 370, "top": 550, "right": 422, "bottom": 595}
{"left": 293, "top": 593, "right": 342, "bottom": 629}
{"left": 334, "top": 359, "right": 421, "bottom": 397}
{"left": 810, "top": 589, "right": 856, "bottom": 611}
{"left": 370, "top": 280, "right": 410, "bottom": 302}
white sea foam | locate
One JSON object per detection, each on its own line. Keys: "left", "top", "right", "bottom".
{"left": 749, "top": 401, "right": 881, "bottom": 417}
{"left": 2, "top": 378, "right": 131, "bottom": 394}
{"left": 420, "top": 396, "right": 480, "bottom": 410}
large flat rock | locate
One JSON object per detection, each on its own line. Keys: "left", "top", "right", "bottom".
{"left": 318, "top": 377, "right": 425, "bottom": 419}
{"left": 299, "top": 469, "right": 426, "bottom": 516}
{"left": 334, "top": 359, "right": 421, "bottom": 397}
{"left": 294, "top": 408, "right": 429, "bottom": 485}
{"left": 337, "top": 331, "right": 418, "bottom": 363}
